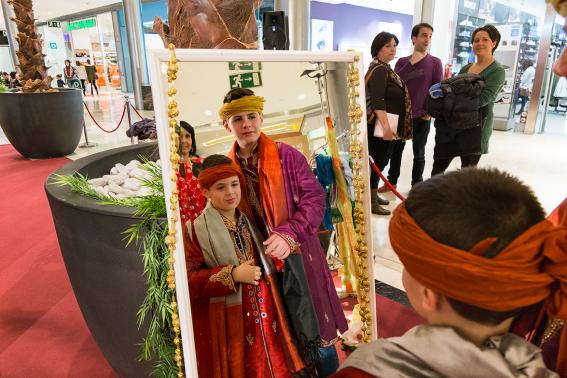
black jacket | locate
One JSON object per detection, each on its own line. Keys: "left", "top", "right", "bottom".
{"left": 427, "top": 73, "right": 486, "bottom": 130}
{"left": 428, "top": 74, "right": 489, "bottom": 159}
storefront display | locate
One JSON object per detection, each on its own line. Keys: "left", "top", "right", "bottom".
{"left": 69, "top": 13, "right": 122, "bottom": 89}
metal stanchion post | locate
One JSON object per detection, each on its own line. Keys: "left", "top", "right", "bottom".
{"left": 125, "top": 95, "right": 134, "bottom": 144}
{"left": 79, "top": 120, "right": 98, "bottom": 148}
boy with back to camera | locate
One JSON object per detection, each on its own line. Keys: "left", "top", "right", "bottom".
{"left": 333, "top": 168, "right": 566, "bottom": 377}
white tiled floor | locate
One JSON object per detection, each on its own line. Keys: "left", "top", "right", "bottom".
{"left": 2, "top": 94, "right": 566, "bottom": 292}
{"left": 67, "top": 87, "right": 155, "bottom": 160}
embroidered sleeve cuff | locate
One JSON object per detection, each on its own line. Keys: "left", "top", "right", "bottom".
{"left": 274, "top": 232, "right": 301, "bottom": 254}
{"left": 209, "top": 265, "right": 236, "bottom": 291}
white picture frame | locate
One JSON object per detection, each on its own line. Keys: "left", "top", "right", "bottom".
{"left": 147, "top": 49, "right": 375, "bottom": 377}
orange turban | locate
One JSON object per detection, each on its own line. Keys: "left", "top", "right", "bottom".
{"left": 389, "top": 203, "right": 567, "bottom": 317}
{"left": 197, "top": 161, "right": 242, "bottom": 189}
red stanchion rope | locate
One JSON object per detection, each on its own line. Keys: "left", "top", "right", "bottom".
{"left": 83, "top": 102, "right": 127, "bottom": 133}
{"left": 369, "top": 156, "right": 406, "bottom": 201}
{"left": 129, "top": 102, "right": 145, "bottom": 120}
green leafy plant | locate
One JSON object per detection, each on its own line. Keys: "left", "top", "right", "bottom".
{"left": 55, "top": 159, "right": 177, "bottom": 377}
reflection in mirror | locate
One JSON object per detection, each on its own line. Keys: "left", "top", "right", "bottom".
{"left": 152, "top": 52, "right": 373, "bottom": 377}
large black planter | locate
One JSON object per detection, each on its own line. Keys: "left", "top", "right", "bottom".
{"left": 45, "top": 143, "right": 160, "bottom": 377}
{"left": 0, "top": 88, "right": 84, "bottom": 158}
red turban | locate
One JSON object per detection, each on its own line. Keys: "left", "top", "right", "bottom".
{"left": 197, "top": 161, "right": 243, "bottom": 189}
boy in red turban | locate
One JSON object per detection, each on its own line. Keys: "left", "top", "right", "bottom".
{"left": 334, "top": 168, "right": 566, "bottom": 377}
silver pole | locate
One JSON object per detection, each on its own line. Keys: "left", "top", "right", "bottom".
{"left": 79, "top": 120, "right": 98, "bottom": 148}
{"left": 1, "top": 0, "right": 19, "bottom": 70}
{"left": 125, "top": 95, "right": 134, "bottom": 144}
{"left": 288, "top": 0, "right": 310, "bottom": 50}
{"left": 121, "top": 0, "right": 147, "bottom": 110}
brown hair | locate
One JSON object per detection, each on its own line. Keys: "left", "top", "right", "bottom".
{"left": 472, "top": 25, "right": 501, "bottom": 53}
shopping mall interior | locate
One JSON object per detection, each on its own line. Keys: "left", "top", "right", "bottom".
{"left": 1, "top": 0, "right": 566, "bottom": 377}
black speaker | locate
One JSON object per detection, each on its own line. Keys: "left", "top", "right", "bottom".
{"left": 262, "top": 11, "right": 288, "bottom": 50}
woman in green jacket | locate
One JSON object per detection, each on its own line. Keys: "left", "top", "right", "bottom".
{"left": 432, "top": 25, "right": 505, "bottom": 175}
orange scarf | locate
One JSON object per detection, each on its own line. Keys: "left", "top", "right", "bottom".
{"left": 389, "top": 203, "right": 567, "bottom": 315}
{"left": 389, "top": 203, "right": 567, "bottom": 375}
{"left": 228, "top": 132, "right": 288, "bottom": 228}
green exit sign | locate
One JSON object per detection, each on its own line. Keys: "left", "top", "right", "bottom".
{"left": 47, "top": 21, "right": 61, "bottom": 28}
{"left": 68, "top": 18, "right": 96, "bottom": 31}
{"left": 49, "top": 42, "right": 57, "bottom": 49}
{"left": 229, "top": 72, "right": 262, "bottom": 89}
{"left": 228, "top": 62, "right": 262, "bottom": 71}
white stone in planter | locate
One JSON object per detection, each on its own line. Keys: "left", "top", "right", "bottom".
{"left": 95, "top": 186, "right": 108, "bottom": 196}
{"left": 129, "top": 167, "right": 147, "bottom": 179}
{"left": 107, "top": 183, "right": 126, "bottom": 195}
{"left": 108, "top": 172, "right": 128, "bottom": 186}
{"left": 88, "top": 159, "right": 158, "bottom": 199}
{"left": 88, "top": 177, "right": 108, "bottom": 187}
{"left": 123, "top": 178, "right": 142, "bottom": 191}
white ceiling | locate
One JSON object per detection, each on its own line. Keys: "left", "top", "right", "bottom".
{"left": 0, "top": 0, "right": 120, "bottom": 30}
{"left": 316, "top": 0, "right": 415, "bottom": 15}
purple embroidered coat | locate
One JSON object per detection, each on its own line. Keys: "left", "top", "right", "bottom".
{"left": 274, "top": 143, "right": 348, "bottom": 343}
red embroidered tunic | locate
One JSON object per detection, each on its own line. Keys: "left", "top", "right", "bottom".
{"left": 185, "top": 212, "right": 294, "bottom": 378}
{"left": 221, "top": 214, "right": 291, "bottom": 378}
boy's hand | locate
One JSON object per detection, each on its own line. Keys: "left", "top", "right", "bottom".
{"left": 232, "top": 260, "right": 261, "bottom": 285}
{"left": 264, "top": 234, "right": 291, "bottom": 260}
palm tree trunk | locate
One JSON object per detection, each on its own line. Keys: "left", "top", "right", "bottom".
{"left": 8, "top": 0, "right": 52, "bottom": 92}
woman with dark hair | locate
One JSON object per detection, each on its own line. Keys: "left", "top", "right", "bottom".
{"left": 177, "top": 120, "right": 206, "bottom": 224}
{"left": 179, "top": 120, "right": 203, "bottom": 173}
{"left": 431, "top": 25, "right": 505, "bottom": 175}
{"left": 365, "top": 31, "right": 412, "bottom": 215}
{"left": 9, "top": 71, "right": 21, "bottom": 88}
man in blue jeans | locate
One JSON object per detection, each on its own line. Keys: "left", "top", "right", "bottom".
{"left": 378, "top": 23, "right": 443, "bottom": 192}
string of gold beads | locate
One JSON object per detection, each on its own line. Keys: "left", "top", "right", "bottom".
{"left": 166, "top": 43, "right": 184, "bottom": 378}
{"left": 347, "top": 53, "right": 372, "bottom": 343}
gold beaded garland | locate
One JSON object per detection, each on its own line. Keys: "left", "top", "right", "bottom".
{"left": 164, "top": 43, "right": 184, "bottom": 377}
{"left": 347, "top": 54, "right": 373, "bottom": 343}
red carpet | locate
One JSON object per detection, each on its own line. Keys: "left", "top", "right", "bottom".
{"left": 0, "top": 145, "right": 116, "bottom": 377}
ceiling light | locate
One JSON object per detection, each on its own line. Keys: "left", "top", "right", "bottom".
{"left": 297, "top": 93, "right": 307, "bottom": 100}
{"left": 203, "top": 110, "right": 212, "bottom": 116}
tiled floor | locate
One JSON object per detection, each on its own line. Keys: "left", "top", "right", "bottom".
{"left": 67, "top": 87, "right": 155, "bottom": 160}
{"left": 2, "top": 93, "right": 566, "bottom": 292}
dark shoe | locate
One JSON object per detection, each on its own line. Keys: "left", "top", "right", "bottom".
{"left": 371, "top": 188, "right": 389, "bottom": 206}
{"left": 377, "top": 194, "right": 389, "bottom": 205}
{"left": 371, "top": 203, "right": 391, "bottom": 216}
